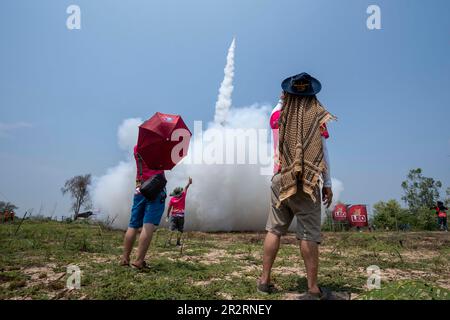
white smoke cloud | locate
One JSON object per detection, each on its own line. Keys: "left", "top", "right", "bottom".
{"left": 92, "top": 114, "right": 344, "bottom": 231}
{"left": 164, "top": 104, "right": 273, "bottom": 231}
{"left": 92, "top": 161, "right": 136, "bottom": 228}
{"left": 91, "top": 38, "right": 344, "bottom": 231}
{"left": 214, "top": 38, "right": 235, "bottom": 125}
{"left": 118, "top": 118, "right": 142, "bottom": 151}
{"left": 91, "top": 118, "right": 142, "bottom": 228}
{"left": 329, "top": 178, "right": 344, "bottom": 209}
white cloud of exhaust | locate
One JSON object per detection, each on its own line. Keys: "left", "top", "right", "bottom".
{"left": 91, "top": 38, "right": 344, "bottom": 231}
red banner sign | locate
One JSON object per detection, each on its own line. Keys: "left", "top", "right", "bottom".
{"left": 332, "top": 204, "right": 348, "bottom": 221}
{"left": 347, "top": 205, "right": 368, "bottom": 227}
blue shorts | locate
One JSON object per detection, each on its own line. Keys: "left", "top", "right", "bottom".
{"left": 128, "top": 190, "right": 166, "bottom": 229}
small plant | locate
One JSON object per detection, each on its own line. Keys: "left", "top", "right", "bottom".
{"left": 64, "top": 217, "right": 73, "bottom": 223}
{"left": 8, "top": 279, "right": 27, "bottom": 290}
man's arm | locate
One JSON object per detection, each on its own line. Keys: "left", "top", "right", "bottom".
{"left": 184, "top": 177, "right": 192, "bottom": 193}
{"left": 322, "top": 137, "right": 332, "bottom": 188}
{"left": 322, "top": 137, "right": 333, "bottom": 208}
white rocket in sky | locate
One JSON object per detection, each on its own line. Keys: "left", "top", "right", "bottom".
{"left": 214, "top": 38, "right": 235, "bottom": 125}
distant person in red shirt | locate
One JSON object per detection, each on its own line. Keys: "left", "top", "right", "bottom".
{"left": 432, "top": 201, "right": 448, "bottom": 232}
{"left": 166, "top": 177, "right": 192, "bottom": 246}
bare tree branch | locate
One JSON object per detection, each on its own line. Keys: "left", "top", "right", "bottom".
{"left": 61, "top": 174, "right": 92, "bottom": 219}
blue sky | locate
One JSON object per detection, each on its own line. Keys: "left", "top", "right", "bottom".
{"left": 1, "top": 0, "right": 449, "bottom": 216}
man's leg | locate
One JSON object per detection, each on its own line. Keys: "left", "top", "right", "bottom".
{"left": 122, "top": 227, "right": 138, "bottom": 264}
{"left": 167, "top": 216, "right": 174, "bottom": 246}
{"left": 176, "top": 217, "right": 184, "bottom": 246}
{"left": 260, "top": 231, "right": 281, "bottom": 285}
{"left": 293, "top": 186, "right": 322, "bottom": 295}
{"left": 260, "top": 173, "right": 291, "bottom": 287}
{"left": 122, "top": 194, "right": 146, "bottom": 264}
{"left": 300, "top": 240, "right": 320, "bottom": 294}
{"left": 134, "top": 223, "right": 156, "bottom": 266}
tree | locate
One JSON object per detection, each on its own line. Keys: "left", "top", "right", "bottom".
{"left": 445, "top": 187, "right": 450, "bottom": 208}
{"left": 372, "top": 200, "right": 412, "bottom": 230}
{"left": 61, "top": 174, "right": 92, "bottom": 219}
{"left": 401, "top": 168, "right": 442, "bottom": 212}
{"left": 0, "top": 201, "right": 18, "bottom": 212}
{"left": 415, "top": 207, "right": 437, "bottom": 231}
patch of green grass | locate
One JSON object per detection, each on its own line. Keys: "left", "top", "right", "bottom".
{"left": 0, "top": 270, "right": 27, "bottom": 283}
{"left": 358, "top": 280, "right": 450, "bottom": 300}
{"left": 8, "top": 279, "right": 27, "bottom": 290}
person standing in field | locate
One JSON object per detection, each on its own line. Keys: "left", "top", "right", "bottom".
{"left": 258, "top": 73, "right": 336, "bottom": 299}
{"left": 432, "top": 201, "right": 448, "bottom": 232}
{"left": 120, "top": 145, "right": 167, "bottom": 269}
{"left": 166, "top": 177, "right": 192, "bottom": 246}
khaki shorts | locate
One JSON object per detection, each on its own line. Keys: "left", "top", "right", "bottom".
{"left": 266, "top": 173, "right": 322, "bottom": 244}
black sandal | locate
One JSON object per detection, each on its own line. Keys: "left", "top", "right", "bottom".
{"left": 131, "top": 261, "right": 150, "bottom": 270}
{"left": 301, "top": 287, "right": 335, "bottom": 300}
{"left": 257, "top": 280, "right": 276, "bottom": 294}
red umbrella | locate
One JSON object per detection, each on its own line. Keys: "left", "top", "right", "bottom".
{"left": 137, "top": 112, "right": 192, "bottom": 170}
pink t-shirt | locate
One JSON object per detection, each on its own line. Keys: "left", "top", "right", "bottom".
{"left": 169, "top": 191, "right": 187, "bottom": 216}
{"left": 134, "top": 145, "right": 164, "bottom": 182}
{"left": 270, "top": 101, "right": 282, "bottom": 174}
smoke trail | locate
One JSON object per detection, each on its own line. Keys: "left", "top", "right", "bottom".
{"left": 214, "top": 38, "right": 235, "bottom": 125}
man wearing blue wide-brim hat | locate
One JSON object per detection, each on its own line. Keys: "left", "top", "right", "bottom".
{"left": 258, "top": 72, "right": 339, "bottom": 299}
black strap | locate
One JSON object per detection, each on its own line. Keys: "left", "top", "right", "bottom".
{"left": 136, "top": 152, "right": 143, "bottom": 181}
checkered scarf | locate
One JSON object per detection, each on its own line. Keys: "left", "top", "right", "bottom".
{"left": 278, "top": 93, "right": 336, "bottom": 205}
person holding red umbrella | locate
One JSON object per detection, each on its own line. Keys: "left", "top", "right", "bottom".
{"left": 120, "top": 113, "right": 192, "bottom": 269}
{"left": 120, "top": 145, "right": 167, "bottom": 270}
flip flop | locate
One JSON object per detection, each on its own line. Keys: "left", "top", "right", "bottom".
{"left": 300, "top": 287, "right": 341, "bottom": 300}
{"left": 256, "top": 280, "right": 277, "bottom": 294}
{"left": 131, "top": 261, "right": 151, "bottom": 270}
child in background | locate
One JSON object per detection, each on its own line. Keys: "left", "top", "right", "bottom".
{"left": 432, "top": 201, "right": 448, "bottom": 232}
{"left": 166, "top": 177, "right": 192, "bottom": 246}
